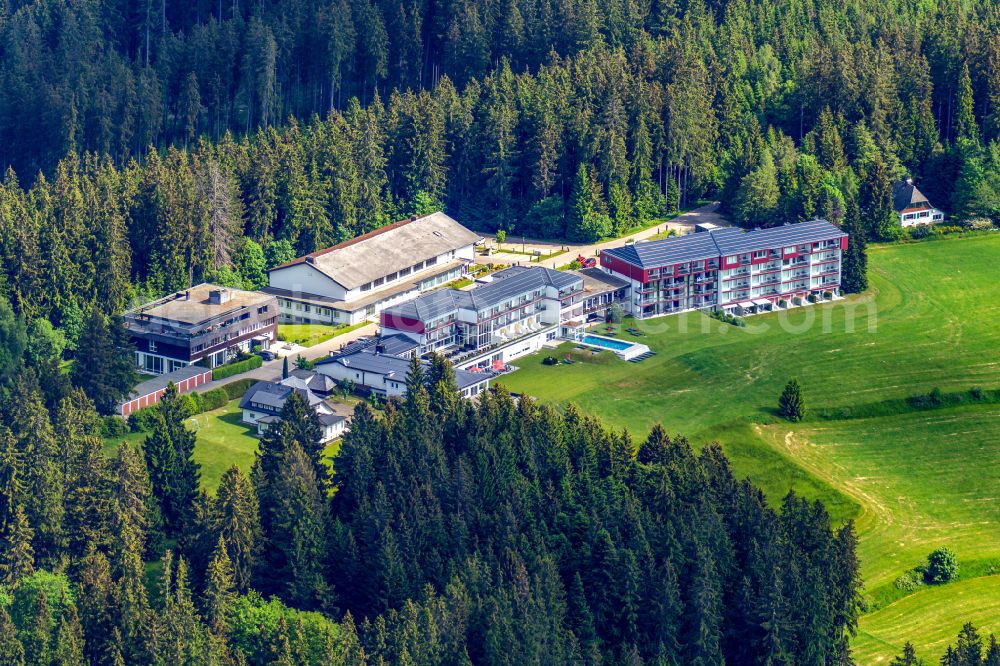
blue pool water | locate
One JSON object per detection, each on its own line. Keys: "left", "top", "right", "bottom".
{"left": 581, "top": 335, "right": 635, "bottom": 351}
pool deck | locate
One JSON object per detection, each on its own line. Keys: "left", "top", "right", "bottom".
{"left": 578, "top": 334, "right": 651, "bottom": 361}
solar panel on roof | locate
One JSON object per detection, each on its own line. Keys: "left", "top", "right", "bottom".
{"left": 603, "top": 219, "right": 846, "bottom": 269}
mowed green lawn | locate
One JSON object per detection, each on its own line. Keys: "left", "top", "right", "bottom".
{"left": 105, "top": 399, "right": 260, "bottom": 491}
{"left": 500, "top": 233, "right": 1000, "bottom": 662}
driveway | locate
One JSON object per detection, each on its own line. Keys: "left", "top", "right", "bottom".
{"left": 199, "top": 322, "right": 378, "bottom": 393}
{"left": 479, "top": 202, "right": 726, "bottom": 270}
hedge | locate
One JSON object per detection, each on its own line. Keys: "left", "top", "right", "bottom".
{"left": 222, "top": 378, "right": 257, "bottom": 400}
{"left": 212, "top": 355, "right": 262, "bottom": 380}
{"left": 202, "top": 387, "right": 230, "bottom": 411}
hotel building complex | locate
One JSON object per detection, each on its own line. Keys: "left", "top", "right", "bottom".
{"left": 601, "top": 219, "right": 848, "bottom": 319}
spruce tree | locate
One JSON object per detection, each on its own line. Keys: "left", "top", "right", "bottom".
{"left": 0, "top": 604, "right": 25, "bottom": 666}
{"left": 213, "top": 466, "right": 262, "bottom": 592}
{"left": 888, "top": 642, "right": 921, "bottom": 666}
{"left": 71, "top": 309, "right": 136, "bottom": 414}
{"left": 52, "top": 599, "right": 87, "bottom": 666}
{"left": 778, "top": 379, "right": 805, "bottom": 422}
{"left": 0, "top": 505, "right": 35, "bottom": 587}
{"left": 24, "top": 588, "right": 53, "bottom": 666}
{"left": 204, "top": 535, "right": 237, "bottom": 636}
{"left": 955, "top": 64, "right": 979, "bottom": 144}
{"left": 271, "top": 441, "right": 331, "bottom": 610}
{"left": 144, "top": 383, "right": 200, "bottom": 536}
{"left": 859, "top": 156, "right": 899, "bottom": 241}
{"left": 840, "top": 199, "right": 868, "bottom": 294}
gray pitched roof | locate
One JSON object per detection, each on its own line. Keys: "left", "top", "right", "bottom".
{"left": 711, "top": 219, "right": 846, "bottom": 255}
{"left": 603, "top": 219, "right": 846, "bottom": 269}
{"left": 318, "top": 349, "right": 487, "bottom": 390}
{"left": 464, "top": 266, "right": 581, "bottom": 310}
{"left": 240, "top": 380, "right": 325, "bottom": 414}
{"left": 892, "top": 179, "right": 931, "bottom": 212}
{"left": 270, "top": 212, "right": 481, "bottom": 290}
{"left": 383, "top": 266, "right": 582, "bottom": 322}
{"left": 289, "top": 369, "right": 338, "bottom": 393}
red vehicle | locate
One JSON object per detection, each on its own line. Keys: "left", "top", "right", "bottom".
{"left": 576, "top": 255, "right": 597, "bottom": 268}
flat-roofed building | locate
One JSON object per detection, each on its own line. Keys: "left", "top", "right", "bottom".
{"left": 266, "top": 212, "right": 482, "bottom": 325}
{"left": 576, "top": 267, "right": 630, "bottom": 320}
{"left": 124, "top": 284, "right": 277, "bottom": 374}
{"left": 601, "top": 219, "right": 847, "bottom": 319}
{"left": 380, "top": 265, "right": 585, "bottom": 369}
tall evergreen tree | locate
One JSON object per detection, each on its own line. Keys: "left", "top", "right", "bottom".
{"left": 840, "top": 199, "right": 868, "bottom": 294}
{"left": 144, "top": 383, "right": 200, "bottom": 536}
{"left": 70, "top": 309, "right": 136, "bottom": 415}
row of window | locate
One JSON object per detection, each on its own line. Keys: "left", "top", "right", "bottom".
{"left": 359, "top": 255, "right": 442, "bottom": 292}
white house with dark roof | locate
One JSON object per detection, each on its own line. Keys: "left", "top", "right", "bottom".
{"left": 240, "top": 377, "right": 347, "bottom": 442}
{"left": 893, "top": 179, "right": 944, "bottom": 227}
{"left": 315, "top": 348, "right": 492, "bottom": 399}
{"left": 265, "top": 212, "right": 482, "bottom": 325}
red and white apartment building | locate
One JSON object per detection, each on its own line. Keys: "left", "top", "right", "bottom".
{"left": 600, "top": 219, "right": 848, "bottom": 319}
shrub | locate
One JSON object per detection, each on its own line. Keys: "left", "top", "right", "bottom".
{"left": 101, "top": 415, "right": 130, "bottom": 438}
{"left": 970, "top": 386, "right": 986, "bottom": 401}
{"left": 909, "top": 387, "right": 946, "bottom": 409}
{"left": 778, "top": 299, "right": 788, "bottom": 308}
{"left": 188, "top": 391, "right": 205, "bottom": 413}
{"left": 893, "top": 569, "right": 924, "bottom": 592}
{"left": 176, "top": 393, "right": 198, "bottom": 418}
{"left": 542, "top": 356, "right": 559, "bottom": 366}
{"left": 223, "top": 378, "right": 257, "bottom": 401}
{"left": 212, "top": 355, "right": 263, "bottom": 381}
{"left": 925, "top": 547, "right": 959, "bottom": 584}
{"left": 129, "top": 407, "right": 160, "bottom": 433}
{"left": 823, "top": 291, "right": 833, "bottom": 299}
{"left": 964, "top": 217, "right": 995, "bottom": 231}
{"left": 807, "top": 294, "right": 818, "bottom": 303}
{"left": 202, "top": 387, "right": 229, "bottom": 410}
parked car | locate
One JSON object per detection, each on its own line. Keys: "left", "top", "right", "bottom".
{"left": 257, "top": 349, "right": 276, "bottom": 361}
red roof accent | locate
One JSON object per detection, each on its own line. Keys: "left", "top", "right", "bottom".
{"left": 272, "top": 214, "right": 428, "bottom": 270}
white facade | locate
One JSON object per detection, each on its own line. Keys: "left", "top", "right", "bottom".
{"left": 900, "top": 207, "right": 945, "bottom": 227}
{"left": 241, "top": 402, "right": 345, "bottom": 443}
{"left": 270, "top": 250, "right": 472, "bottom": 325}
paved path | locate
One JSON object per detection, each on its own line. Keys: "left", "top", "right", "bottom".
{"left": 199, "top": 322, "right": 378, "bottom": 393}
{"left": 480, "top": 202, "right": 726, "bottom": 269}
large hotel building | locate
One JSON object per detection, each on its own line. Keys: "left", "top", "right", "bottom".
{"left": 600, "top": 219, "right": 848, "bottom": 319}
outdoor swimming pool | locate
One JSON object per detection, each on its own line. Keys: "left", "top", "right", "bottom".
{"left": 581, "top": 335, "right": 634, "bottom": 352}
{"left": 578, "top": 334, "right": 651, "bottom": 361}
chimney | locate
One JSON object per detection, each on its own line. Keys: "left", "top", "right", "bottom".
{"left": 185, "top": 290, "right": 190, "bottom": 300}
{"left": 906, "top": 177, "right": 914, "bottom": 185}
{"left": 305, "top": 255, "right": 315, "bottom": 265}
{"left": 209, "top": 288, "right": 231, "bottom": 305}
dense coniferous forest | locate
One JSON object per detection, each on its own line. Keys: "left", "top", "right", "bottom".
{"left": 0, "top": 342, "right": 865, "bottom": 663}
{"left": 0, "top": 0, "right": 999, "bottom": 662}
{"left": 1, "top": 0, "right": 1000, "bottom": 323}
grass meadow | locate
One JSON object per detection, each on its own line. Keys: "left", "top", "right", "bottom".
{"left": 499, "top": 233, "right": 1000, "bottom": 663}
